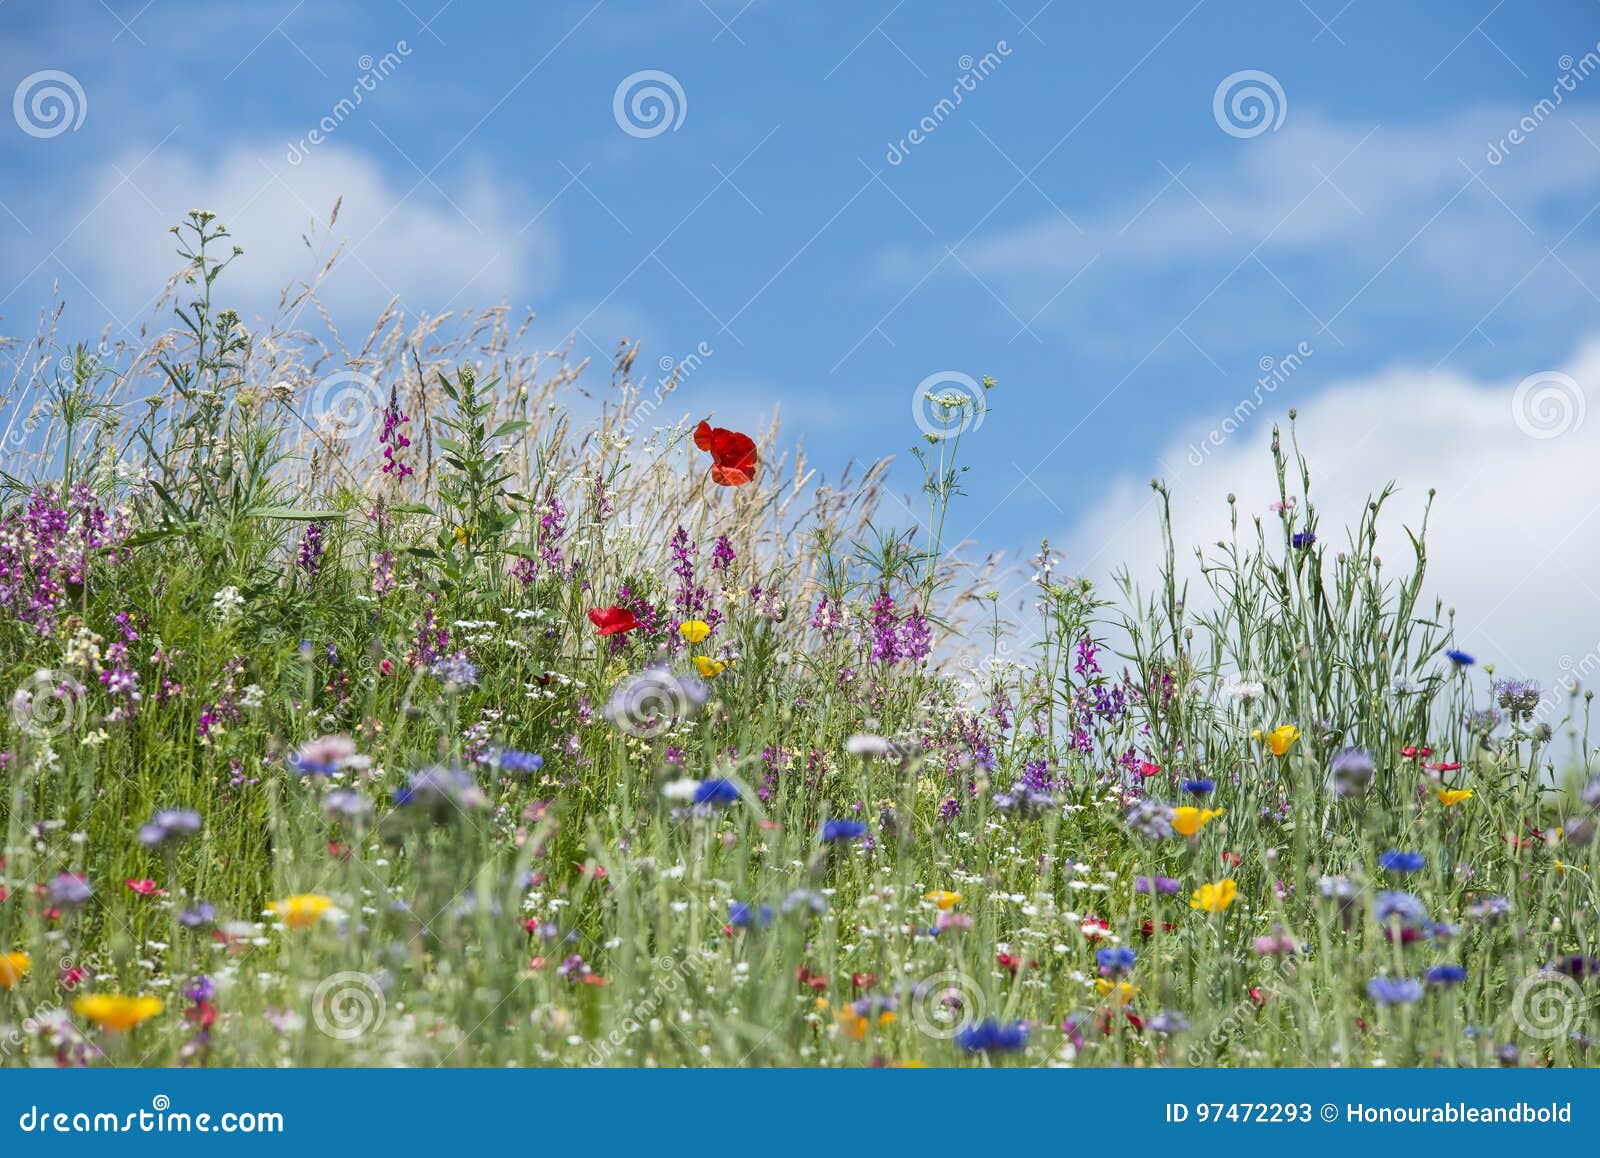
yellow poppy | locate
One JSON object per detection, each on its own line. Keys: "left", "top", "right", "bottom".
{"left": 1254, "top": 725, "right": 1300, "bottom": 757}
{"left": 0, "top": 952, "right": 29, "bottom": 989}
{"left": 73, "top": 994, "right": 163, "bottom": 1032}
{"left": 1171, "top": 806, "right": 1224, "bottom": 837}
{"left": 925, "top": 890, "right": 962, "bottom": 910}
{"left": 1095, "top": 979, "right": 1139, "bottom": 1005}
{"left": 1190, "top": 878, "right": 1238, "bottom": 913}
{"left": 268, "top": 893, "right": 334, "bottom": 930}
{"left": 678, "top": 620, "right": 711, "bottom": 644}
{"left": 692, "top": 655, "right": 727, "bottom": 678}
{"left": 1436, "top": 788, "right": 1473, "bottom": 806}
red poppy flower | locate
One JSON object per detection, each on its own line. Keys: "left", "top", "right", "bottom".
{"left": 851, "top": 972, "right": 878, "bottom": 991}
{"left": 185, "top": 1001, "right": 218, "bottom": 1029}
{"left": 588, "top": 606, "right": 640, "bottom": 636}
{"left": 1401, "top": 745, "right": 1433, "bottom": 759}
{"left": 1138, "top": 762, "right": 1162, "bottom": 779}
{"left": 694, "top": 420, "right": 757, "bottom": 487}
{"left": 1423, "top": 761, "right": 1462, "bottom": 772}
{"left": 125, "top": 878, "right": 163, "bottom": 896}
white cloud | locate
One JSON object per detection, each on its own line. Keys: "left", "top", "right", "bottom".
{"left": 1063, "top": 340, "right": 1600, "bottom": 687}
{"left": 64, "top": 142, "right": 557, "bottom": 330}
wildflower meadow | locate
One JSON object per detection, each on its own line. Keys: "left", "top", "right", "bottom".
{"left": 1, "top": 210, "right": 1595, "bottom": 1071}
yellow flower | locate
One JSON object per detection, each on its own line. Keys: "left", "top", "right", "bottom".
{"left": 678, "top": 620, "right": 711, "bottom": 644}
{"left": 1171, "top": 806, "right": 1224, "bottom": 837}
{"left": 0, "top": 952, "right": 29, "bottom": 989}
{"left": 1436, "top": 788, "right": 1473, "bottom": 806}
{"left": 454, "top": 525, "right": 469, "bottom": 545}
{"left": 692, "top": 655, "right": 727, "bottom": 678}
{"left": 73, "top": 994, "right": 163, "bottom": 1032}
{"left": 1095, "top": 979, "right": 1139, "bottom": 1005}
{"left": 834, "top": 1005, "right": 894, "bottom": 1042}
{"left": 925, "top": 890, "right": 962, "bottom": 910}
{"left": 1253, "top": 725, "right": 1300, "bottom": 757}
{"left": 1190, "top": 878, "right": 1238, "bottom": 913}
{"left": 268, "top": 893, "right": 334, "bottom": 930}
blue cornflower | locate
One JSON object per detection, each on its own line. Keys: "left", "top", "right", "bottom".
{"left": 1182, "top": 778, "right": 1216, "bottom": 797}
{"left": 1378, "top": 849, "right": 1426, "bottom": 873}
{"left": 1291, "top": 531, "right": 1316, "bottom": 549}
{"left": 1445, "top": 649, "right": 1475, "bottom": 667}
{"left": 1096, "top": 947, "right": 1137, "bottom": 975}
{"left": 1367, "top": 977, "right": 1424, "bottom": 1005}
{"left": 954, "top": 1018, "right": 1028, "bottom": 1053}
{"left": 693, "top": 778, "right": 740, "bottom": 806}
{"left": 1425, "top": 964, "right": 1468, "bottom": 986}
{"left": 727, "top": 901, "right": 772, "bottom": 929}
{"left": 1374, "top": 890, "right": 1430, "bottom": 928}
{"left": 820, "top": 819, "right": 868, "bottom": 842}
{"left": 489, "top": 749, "right": 544, "bottom": 775}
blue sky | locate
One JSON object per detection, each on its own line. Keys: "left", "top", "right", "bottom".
{"left": 4, "top": 1, "right": 1600, "bottom": 680}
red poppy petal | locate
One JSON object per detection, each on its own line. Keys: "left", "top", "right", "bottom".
{"left": 693, "top": 420, "right": 714, "bottom": 451}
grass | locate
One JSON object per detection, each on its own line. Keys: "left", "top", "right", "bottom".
{"left": 0, "top": 211, "right": 1596, "bottom": 1068}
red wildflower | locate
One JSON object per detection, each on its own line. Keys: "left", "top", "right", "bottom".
{"left": 125, "top": 879, "right": 163, "bottom": 896}
{"left": 1401, "top": 745, "right": 1433, "bottom": 759}
{"left": 1139, "top": 919, "right": 1178, "bottom": 937}
{"left": 1221, "top": 851, "right": 1242, "bottom": 868}
{"left": 851, "top": 972, "right": 878, "bottom": 991}
{"left": 588, "top": 606, "right": 640, "bottom": 636}
{"left": 185, "top": 1001, "right": 218, "bottom": 1029}
{"left": 796, "top": 967, "right": 829, "bottom": 992}
{"left": 1423, "top": 761, "right": 1462, "bottom": 772}
{"left": 1138, "top": 762, "right": 1162, "bottom": 779}
{"left": 694, "top": 420, "right": 758, "bottom": 487}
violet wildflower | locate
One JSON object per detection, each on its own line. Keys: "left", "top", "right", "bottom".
{"left": 1330, "top": 747, "right": 1375, "bottom": 797}
{"left": 137, "top": 808, "right": 202, "bottom": 850}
